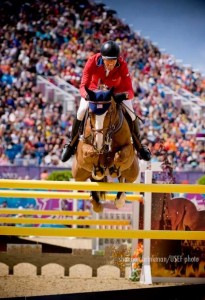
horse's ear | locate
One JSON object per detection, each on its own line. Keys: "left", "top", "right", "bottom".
{"left": 107, "top": 87, "right": 114, "bottom": 100}
{"left": 110, "top": 87, "right": 114, "bottom": 94}
{"left": 85, "top": 86, "right": 90, "bottom": 94}
{"left": 104, "top": 87, "right": 114, "bottom": 101}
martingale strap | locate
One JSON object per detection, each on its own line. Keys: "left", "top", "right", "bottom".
{"left": 113, "top": 106, "right": 124, "bottom": 133}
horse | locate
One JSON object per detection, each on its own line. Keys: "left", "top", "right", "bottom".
{"left": 151, "top": 193, "right": 205, "bottom": 277}
{"left": 167, "top": 197, "right": 205, "bottom": 231}
{"left": 72, "top": 87, "right": 139, "bottom": 213}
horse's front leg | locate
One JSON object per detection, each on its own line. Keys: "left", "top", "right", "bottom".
{"left": 113, "top": 144, "right": 134, "bottom": 170}
{"left": 92, "top": 163, "right": 105, "bottom": 181}
{"left": 109, "top": 165, "right": 121, "bottom": 178}
{"left": 114, "top": 176, "right": 126, "bottom": 209}
{"left": 90, "top": 191, "right": 104, "bottom": 213}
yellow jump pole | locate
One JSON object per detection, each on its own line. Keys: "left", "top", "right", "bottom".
{"left": 0, "top": 190, "right": 143, "bottom": 202}
{"left": 0, "top": 218, "right": 131, "bottom": 226}
{"left": 0, "top": 180, "right": 204, "bottom": 194}
{"left": 0, "top": 226, "right": 204, "bottom": 240}
{"left": 0, "top": 209, "right": 91, "bottom": 216}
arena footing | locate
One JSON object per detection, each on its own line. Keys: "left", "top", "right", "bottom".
{"left": 3, "top": 283, "right": 205, "bottom": 300}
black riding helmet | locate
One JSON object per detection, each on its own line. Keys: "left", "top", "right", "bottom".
{"left": 100, "top": 40, "right": 120, "bottom": 59}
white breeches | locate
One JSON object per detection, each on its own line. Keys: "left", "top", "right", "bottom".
{"left": 77, "top": 97, "right": 89, "bottom": 120}
{"left": 76, "top": 97, "right": 136, "bottom": 121}
{"left": 122, "top": 99, "right": 136, "bottom": 121}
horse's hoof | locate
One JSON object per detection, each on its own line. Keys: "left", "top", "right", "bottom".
{"left": 114, "top": 198, "right": 125, "bottom": 209}
{"left": 92, "top": 165, "right": 105, "bottom": 181}
{"left": 90, "top": 199, "right": 104, "bottom": 213}
{"left": 114, "top": 192, "right": 126, "bottom": 209}
{"left": 109, "top": 166, "right": 121, "bottom": 178}
{"left": 91, "top": 172, "right": 105, "bottom": 181}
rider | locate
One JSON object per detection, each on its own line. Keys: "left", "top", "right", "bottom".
{"left": 61, "top": 40, "right": 151, "bottom": 162}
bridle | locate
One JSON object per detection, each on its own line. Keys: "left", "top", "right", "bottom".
{"left": 82, "top": 100, "right": 124, "bottom": 155}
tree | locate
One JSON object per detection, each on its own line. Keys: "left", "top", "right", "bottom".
{"left": 47, "top": 170, "right": 72, "bottom": 181}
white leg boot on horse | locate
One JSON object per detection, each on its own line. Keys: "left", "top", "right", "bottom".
{"left": 61, "top": 118, "right": 82, "bottom": 162}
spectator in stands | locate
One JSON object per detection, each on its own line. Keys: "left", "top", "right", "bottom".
{"left": 0, "top": 201, "right": 8, "bottom": 208}
{"left": 40, "top": 169, "right": 49, "bottom": 180}
{"left": 0, "top": 0, "right": 204, "bottom": 171}
{"left": 61, "top": 40, "right": 151, "bottom": 162}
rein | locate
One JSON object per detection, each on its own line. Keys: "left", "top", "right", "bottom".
{"left": 82, "top": 101, "right": 124, "bottom": 155}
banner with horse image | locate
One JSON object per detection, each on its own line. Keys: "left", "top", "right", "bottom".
{"left": 150, "top": 191, "right": 205, "bottom": 278}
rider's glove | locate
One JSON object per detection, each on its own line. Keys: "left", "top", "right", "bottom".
{"left": 114, "top": 93, "right": 128, "bottom": 103}
{"left": 85, "top": 94, "right": 90, "bottom": 101}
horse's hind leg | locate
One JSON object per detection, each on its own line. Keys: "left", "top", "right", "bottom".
{"left": 90, "top": 191, "right": 104, "bottom": 213}
{"left": 114, "top": 176, "right": 126, "bottom": 209}
{"left": 90, "top": 177, "right": 106, "bottom": 213}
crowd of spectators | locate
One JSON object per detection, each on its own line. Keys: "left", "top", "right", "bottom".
{"left": 0, "top": 0, "right": 205, "bottom": 171}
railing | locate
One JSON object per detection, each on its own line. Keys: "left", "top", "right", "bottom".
{"left": 157, "top": 84, "right": 203, "bottom": 117}
{"left": 37, "top": 75, "right": 77, "bottom": 113}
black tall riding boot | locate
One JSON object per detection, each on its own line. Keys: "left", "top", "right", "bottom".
{"left": 132, "top": 118, "right": 151, "bottom": 161}
{"left": 61, "top": 118, "right": 82, "bottom": 162}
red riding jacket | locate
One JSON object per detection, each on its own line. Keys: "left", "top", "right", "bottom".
{"left": 79, "top": 53, "right": 134, "bottom": 99}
